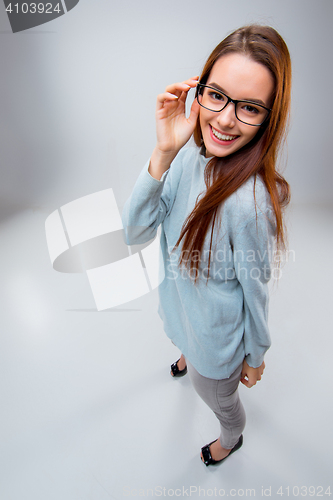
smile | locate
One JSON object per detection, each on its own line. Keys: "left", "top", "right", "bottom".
{"left": 211, "top": 126, "right": 239, "bottom": 142}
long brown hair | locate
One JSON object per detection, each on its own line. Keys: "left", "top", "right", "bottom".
{"left": 173, "top": 25, "right": 291, "bottom": 282}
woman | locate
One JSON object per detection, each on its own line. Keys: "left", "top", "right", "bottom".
{"left": 122, "top": 25, "right": 291, "bottom": 466}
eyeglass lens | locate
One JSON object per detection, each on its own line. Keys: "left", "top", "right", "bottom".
{"left": 198, "top": 86, "right": 269, "bottom": 126}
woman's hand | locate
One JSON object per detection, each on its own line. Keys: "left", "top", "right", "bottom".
{"left": 148, "top": 76, "right": 201, "bottom": 179}
{"left": 155, "top": 76, "right": 200, "bottom": 157}
{"left": 240, "top": 359, "right": 265, "bottom": 388}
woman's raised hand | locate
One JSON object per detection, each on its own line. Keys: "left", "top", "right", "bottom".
{"left": 155, "top": 76, "right": 200, "bottom": 155}
{"left": 148, "top": 77, "right": 200, "bottom": 179}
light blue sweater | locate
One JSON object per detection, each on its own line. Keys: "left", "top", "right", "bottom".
{"left": 122, "top": 146, "right": 276, "bottom": 379}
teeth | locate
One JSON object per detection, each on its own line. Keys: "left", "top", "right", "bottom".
{"left": 212, "top": 127, "right": 236, "bottom": 141}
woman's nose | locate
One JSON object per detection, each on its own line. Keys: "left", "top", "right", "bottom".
{"left": 217, "top": 102, "right": 236, "bottom": 128}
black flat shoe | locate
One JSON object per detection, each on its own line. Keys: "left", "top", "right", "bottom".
{"left": 170, "top": 358, "right": 187, "bottom": 377}
{"left": 201, "top": 434, "right": 243, "bottom": 466}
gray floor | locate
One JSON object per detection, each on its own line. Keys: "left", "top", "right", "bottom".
{"left": 0, "top": 203, "right": 332, "bottom": 499}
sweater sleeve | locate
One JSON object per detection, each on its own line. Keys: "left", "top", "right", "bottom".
{"left": 232, "top": 210, "right": 276, "bottom": 368}
{"left": 121, "top": 150, "right": 184, "bottom": 245}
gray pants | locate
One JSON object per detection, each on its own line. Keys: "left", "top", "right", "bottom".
{"left": 186, "top": 359, "right": 246, "bottom": 449}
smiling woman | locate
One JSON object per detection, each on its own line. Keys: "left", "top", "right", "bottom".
{"left": 122, "top": 24, "right": 292, "bottom": 467}
{"left": 188, "top": 25, "right": 291, "bottom": 277}
{"left": 197, "top": 53, "right": 274, "bottom": 157}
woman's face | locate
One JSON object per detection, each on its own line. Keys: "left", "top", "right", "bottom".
{"left": 199, "top": 53, "right": 274, "bottom": 158}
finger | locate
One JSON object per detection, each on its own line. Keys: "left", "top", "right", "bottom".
{"left": 244, "top": 372, "right": 257, "bottom": 386}
{"left": 187, "top": 99, "right": 200, "bottom": 126}
{"left": 183, "top": 76, "right": 200, "bottom": 86}
{"left": 249, "top": 376, "right": 258, "bottom": 386}
{"left": 156, "top": 92, "right": 179, "bottom": 110}
{"left": 247, "top": 378, "right": 256, "bottom": 388}
{"left": 165, "top": 82, "right": 192, "bottom": 94}
{"left": 185, "top": 76, "right": 200, "bottom": 82}
{"left": 178, "top": 90, "right": 189, "bottom": 105}
{"left": 157, "top": 91, "right": 179, "bottom": 102}
{"left": 240, "top": 377, "right": 252, "bottom": 388}
{"left": 165, "top": 77, "right": 199, "bottom": 96}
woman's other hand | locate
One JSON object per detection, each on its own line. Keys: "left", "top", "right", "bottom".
{"left": 240, "top": 359, "right": 265, "bottom": 388}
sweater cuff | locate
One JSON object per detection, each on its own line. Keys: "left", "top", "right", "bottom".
{"left": 245, "top": 353, "right": 265, "bottom": 369}
{"left": 123, "top": 158, "right": 171, "bottom": 218}
{"left": 131, "top": 160, "right": 169, "bottom": 204}
{"left": 145, "top": 159, "right": 170, "bottom": 183}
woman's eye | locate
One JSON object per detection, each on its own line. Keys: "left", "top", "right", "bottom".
{"left": 242, "top": 104, "right": 260, "bottom": 114}
{"left": 209, "top": 91, "right": 224, "bottom": 101}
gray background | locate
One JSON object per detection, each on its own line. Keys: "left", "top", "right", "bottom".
{"left": 1, "top": 1, "right": 332, "bottom": 499}
{"left": 0, "top": 0, "right": 332, "bottom": 217}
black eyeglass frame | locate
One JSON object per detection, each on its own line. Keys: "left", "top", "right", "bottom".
{"left": 196, "top": 83, "right": 272, "bottom": 127}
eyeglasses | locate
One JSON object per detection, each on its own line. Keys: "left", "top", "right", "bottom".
{"left": 196, "top": 83, "right": 271, "bottom": 126}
